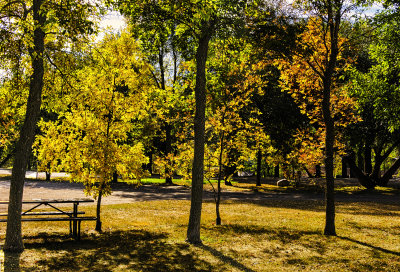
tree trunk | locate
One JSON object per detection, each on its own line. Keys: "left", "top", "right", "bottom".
{"left": 377, "top": 157, "right": 400, "bottom": 186}
{"left": 304, "top": 167, "right": 314, "bottom": 178}
{"left": 364, "top": 137, "right": 373, "bottom": 175}
{"left": 256, "top": 149, "right": 262, "bottom": 186}
{"left": 112, "top": 172, "right": 118, "bottom": 183}
{"left": 165, "top": 123, "right": 173, "bottom": 184}
{"left": 4, "top": 0, "right": 45, "bottom": 253}
{"left": 346, "top": 155, "right": 376, "bottom": 189}
{"left": 45, "top": 172, "right": 51, "bottom": 181}
{"left": 357, "top": 145, "right": 364, "bottom": 172}
{"left": 341, "top": 157, "right": 348, "bottom": 178}
{"left": 315, "top": 165, "right": 321, "bottom": 178}
{"left": 95, "top": 189, "right": 103, "bottom": 232}
{"left": 322, "top": 78, "right": 336, "bottom": 236}
{"left": 186, "top": 25, "right": 212, "bottom": 244}
{"left": 216, "top": 131, "right": 224, "bottom": 226}
{"left": 274, "top": 165, "right": 279, "bottom": 178}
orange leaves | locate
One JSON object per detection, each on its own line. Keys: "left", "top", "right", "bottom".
{"left": 275, "top": 17, "right": 359, "bottom": 167}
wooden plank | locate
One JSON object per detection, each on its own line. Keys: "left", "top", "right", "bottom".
{"left": 0, "top": 217, "right": 96, "bottom": 222}
{"left": 0, "top": 198, "right": 94, "bottom": 204}
{"left": 0, "top": 211, "right": 85, "bottom": 216}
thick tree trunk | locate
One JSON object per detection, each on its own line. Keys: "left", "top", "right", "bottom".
{"left": 4, "top": 0, "right": 45, "bottom": 253}
{"left": 346, "top": 156, "right": 376, "bottom": 189}
{"left": 377, "top": 157, "right": 400, "bottom": 186}
{"left": 364, "top": 137, "right": 373, "bottom": 175}
{"left": 45, "top": 172, "right": 51, "bottom": 181}
{"left": 186, "top": 26, "right": 212, "bottom": 244}
{"left": 256, "top": 149, "right": 262, "bottom": 186}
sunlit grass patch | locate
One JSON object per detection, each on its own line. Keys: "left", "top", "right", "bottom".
{"left": 1, "top": 197, "right": 400, "bottom": 271}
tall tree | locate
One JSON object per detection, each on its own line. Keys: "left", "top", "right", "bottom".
{"left": 113, "top": 0, "right": 255, "bottom": 243}
{"left": 276, "top": 10, "right": 357, "bottom": 235}
{"left": 0, "top": 0, "right": 99, "bottom": 252}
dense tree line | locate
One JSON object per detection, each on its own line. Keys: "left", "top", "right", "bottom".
{"left": 1, "top": 0, "right": 400, "bottom": 251}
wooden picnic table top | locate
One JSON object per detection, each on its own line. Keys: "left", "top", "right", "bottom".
{"left": 0, "top": 198, "right": 94, "bottom": 204}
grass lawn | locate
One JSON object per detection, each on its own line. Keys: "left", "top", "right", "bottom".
{"left": 1, "top": 196, "right": 400, "bottom": 271}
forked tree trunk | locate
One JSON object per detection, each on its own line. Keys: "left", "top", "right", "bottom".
{"left": 4, "top": 0, "right": 46, "bottom": 253}
{"left": 186, "top": 25, "right": 212, "bottom": 244}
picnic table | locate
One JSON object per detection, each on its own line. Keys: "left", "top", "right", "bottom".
{"left": 0, "top": 198, "right": 96, "bottom": 240}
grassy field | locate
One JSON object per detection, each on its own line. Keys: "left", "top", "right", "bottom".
{"left": 1, "top": 191, "right": 400, "bottom": 271}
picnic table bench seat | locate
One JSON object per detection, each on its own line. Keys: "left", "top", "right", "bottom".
{"left": 0, "top": 198, "right": 96, "bottom": 240}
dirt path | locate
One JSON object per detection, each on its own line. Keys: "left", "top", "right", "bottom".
{"left": 1, "top": 169, "right": 399, "bottom": 212}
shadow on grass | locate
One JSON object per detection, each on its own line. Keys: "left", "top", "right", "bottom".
{"left": 338, "top": 236, "right": 400, "bottom": 257}
{"left": 196, "top": 244, "right": 256, "bottom": 272}
{"left": 22, "top": 230, "right": 213, "bottom": 272}
{"left": 204, "top": 224, "right": 321, "bottom": 244}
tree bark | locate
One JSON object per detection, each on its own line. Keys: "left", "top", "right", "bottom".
{"left": 274, "top": 165, "right": 279, "bottom": 178}
{"left": 165, "top": 123, "right": 173, "bottom": 184}
{"left": 377, "top": 157, "right": 400, "bottom": 186}
{"left": 364, "top": 137, "right": 373, "bottom": 175}
{"left": 95, "top": 190, "right": 103, "bottom": 232}
{"left": 346, "top": 156, "right": 376, "bottom": 189}
{"left": 256, "top": 149, "right": 262, "bottom": 186}
{"left": 186, "top": 25, "right": 212, "bottom": 244}
{"left": 315, "top": 165, "right": 321, "bottom": 178}
{"left": 341, "top": 157, "right": 348, "bottom": 178}
{"left": 4, "top": 0, "right": 45, "bottom": 253}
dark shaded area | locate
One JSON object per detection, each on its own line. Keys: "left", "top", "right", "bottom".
{"left": 197, "top": 244, "right": 256, "bottom": 272}
{"left": 338, "top": 236, "right": 400, "bottom": 257}
{"left": 22, "top": 230, "right": 213, "bottom": 272}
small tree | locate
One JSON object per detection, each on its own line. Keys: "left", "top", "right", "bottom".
{"left": 35, "top": 31, "right": 150, "bottom": 231}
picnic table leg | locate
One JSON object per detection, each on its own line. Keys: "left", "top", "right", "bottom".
{"left": 73, "top": 203, "right": 78, "bottom": 238}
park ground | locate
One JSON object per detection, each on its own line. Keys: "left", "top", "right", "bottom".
{"left": 1, "top": 170, "right": 400, "bottom": 271}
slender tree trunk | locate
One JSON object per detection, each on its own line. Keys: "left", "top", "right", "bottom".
{"left": 315, "top": 165, "right": 321, "bottom": 178}
{"left": 274, "top": 165, "right": 279, "bottom": 178}
{"left": 322, "top": 7, "right": 340, "bottom": 235}
{"left": 95, "top": 189, "right": 103, "bottom": 232}
{"left": 216, "top": 130, "right": 224, "bottom": 226}
{"left": 165, "top": 123, "right": 173, "bottom": 184}
{"left": 112, "top": 172, "right": 118, "bottom": 183}
{"left": 256, "top": 149, "right": 262, "bottom": 186}
{"left": 341, "top": 157, "right": 348, "bottom": 178}
{"left": 4, "top": 0, "right": 45, "bottom": 253}
{"left": 186, "top": 25, "right": 212, "bottom": 244}
{"left": 304, "top": 167, "right": 314, "bottom": 178}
